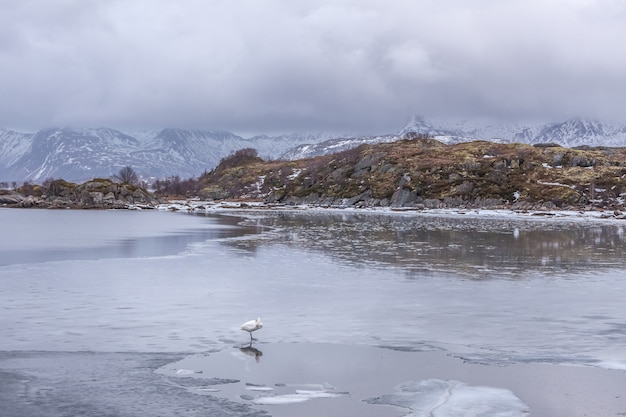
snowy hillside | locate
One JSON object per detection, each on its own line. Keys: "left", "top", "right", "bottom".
{"left": 2, "top": 117, "right": 626, "bottom": 184}
{"left": 400, "top": 116, "right": 626, "bottom": 147}
{"left": 283, "top": 116, "right": 626, "bottom": 161}
{"left": 0, "top": 127, "right": 340, "bottom": 183}
{"left": 281, "top": 135, "right": 403, "bottom": 160}
{"left": 248, "top": 132, "right": 340, "bottom": 160}
{"left": 0, "top": 129, "right": 34, "bottom": 169}
{"left": 2, "top": 128, "right": 142, "bottom": 183}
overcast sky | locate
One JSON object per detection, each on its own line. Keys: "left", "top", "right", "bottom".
{"left": 1, "top": 0, "right": 626, "bottom": 135}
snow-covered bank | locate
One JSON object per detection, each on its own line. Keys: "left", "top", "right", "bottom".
{"left": 157, "top": 199, "right": 626, "bottom": 222}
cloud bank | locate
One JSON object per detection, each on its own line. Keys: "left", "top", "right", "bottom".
{"left": 1, "top": 0, "right": 625, "bottom": 134}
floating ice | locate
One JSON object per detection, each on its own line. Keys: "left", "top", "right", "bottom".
{"left": 365, "top": 379, "right": 529, "bottom": 417}
{"left": 596, "top": 359, "right": 626, "bottom": 370}
{"left": 245, "top": 384, "right": 274, "bottom": 392}
{"left": 253, "top": 390, "right": 345, "bottom": 405}
{"left": 192, "top": 387, "right": 221, "bottom": 393}
{"left": 175, "top": 368, "right": 202, "bottom": 375}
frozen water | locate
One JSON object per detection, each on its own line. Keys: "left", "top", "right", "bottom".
{"left": 246, "top": 384, "right": 275, "bottom": 392}
{"left": 175, "top": 368, "right": 202, "bottom": 375}
{"left": 2, "top": 208, "right": 626, "bottom": 416}
{"left": 253, "top": 390, "right": 345, "bottom": 405}
{"left": 1, "top": 208, "right": 626, "bottom": 369}
{"left": 0, "top": 209, "right": 248, "bottom": 266}
{"left": 365, "top": 379, "right": 529, "bottom": 417}
{"left": 4, "top": 345, "right": 625, "bottom": 417}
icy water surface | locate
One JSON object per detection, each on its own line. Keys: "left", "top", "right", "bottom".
{"left": 1, "top": 208, "right": 626, "bottom": 416}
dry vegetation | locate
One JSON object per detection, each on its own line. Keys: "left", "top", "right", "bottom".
{"left": 194, "top": 138, "right": 626, "bottom": 210}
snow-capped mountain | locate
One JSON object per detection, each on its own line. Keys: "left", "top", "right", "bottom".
{"left": 0, "top": 129, "right": 33, "bottom": 169}
{"left": 279, "top": 116, "right": 626, "bottom": 161}
{"left": 525, "top": 119, "right": 626, "bottom": 147}
{"left": 400, "top": 116, "right": 626, "bottom": 147}
{"left": 398, "top": 116, "right": 537, "bottom": 144}
{"left": 3, "top": 117, "right": 626, "bottom": 184}
{"left": 281, "top": 117, "right": 527, "bottom": 161}
{"left": 1, "top": 127, "right": 143, "bottom": 183}
{"left": 248, "top": 132, "right": 339, "bottom": 159}
{"left": 0, "top": 127, "right": 339, "bottom": 183}
{"left": 281, "top": 134, "right": 403, "bottom": 160}
{"left": 129, "top": 129, "right": 250, "bottom": 178}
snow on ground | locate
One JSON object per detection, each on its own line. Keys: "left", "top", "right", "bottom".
{"left": 156, "top": 199, "right": 626, "bottom": 223}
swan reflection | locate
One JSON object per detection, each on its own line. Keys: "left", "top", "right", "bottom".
{"left": 239, "top": 344, "right": 263, "bottom": 363}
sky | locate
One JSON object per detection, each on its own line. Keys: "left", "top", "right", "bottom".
{"left": 1, "top": 0, "right": 626, "bottom": 136}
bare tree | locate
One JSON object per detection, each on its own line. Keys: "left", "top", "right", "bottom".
{"left": 114, "top": 166, "right": 139, "bottom": 186}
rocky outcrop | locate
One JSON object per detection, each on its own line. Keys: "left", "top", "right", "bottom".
{"left": 0, "top": 191, "right": 24, "bottom": 205}
{"left": 3, "top": 179, "right": 159, "bottom": 209}
{"left": 197, "top": 138, "right": 626, "bottom": 211}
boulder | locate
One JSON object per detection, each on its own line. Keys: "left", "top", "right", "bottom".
{"left": 0, "top": 194, "right": 24, "bottom": 204}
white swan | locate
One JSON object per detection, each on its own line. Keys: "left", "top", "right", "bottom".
{"left": 240, "top": 317, "right": 263, "bottom": 342}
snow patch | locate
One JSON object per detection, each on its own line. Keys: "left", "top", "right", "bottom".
{"left": 537, "top": 180, "right": 577, "bottom": 189}
{"left": 287, "top": 168, "right": 303, "bottom": 180}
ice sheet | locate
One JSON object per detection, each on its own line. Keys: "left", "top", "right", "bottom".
{"left": 2, "top": 209, "right": 626, "bottom": 372}
{"left": 365, "top": 379, "right": 529, "bottom": 417}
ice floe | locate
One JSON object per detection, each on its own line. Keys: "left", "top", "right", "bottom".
{"left": 252, "top": 389, "right": 346, "bottom": 405}
{"left": 365, "top": 379, "right": 529, "bottom": 417}
{"left": 245, "top": 383, "right": 274, "bottom": 392}
{"left": 175, "top": 368, "right": 202, "bottom": 375}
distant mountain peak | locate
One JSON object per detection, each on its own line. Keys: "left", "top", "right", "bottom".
{"left": 398, "top": 115, "right": 626, "bottom": 147}
{"left": 3, "top": 117, "right": 626, "bottom": 184}
{"left": 0, "top": 127, "right": 334, "bottom": 183}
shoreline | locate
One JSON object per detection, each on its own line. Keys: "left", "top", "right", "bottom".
{"left": 156, "top": 198, "right": 626, "bottom": 223}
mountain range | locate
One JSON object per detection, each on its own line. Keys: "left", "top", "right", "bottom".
{"left": 0, "top": 128, "right": 335, "bottom": 183}
{"left": 279, "top": 117, "right": 626, "bottom": 160}
{"left": 2, "top": 117, "right": 626, "bottom": 184}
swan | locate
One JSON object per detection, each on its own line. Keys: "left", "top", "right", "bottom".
{"left": 240, "top": 317, "right": 263, "bottom": 342}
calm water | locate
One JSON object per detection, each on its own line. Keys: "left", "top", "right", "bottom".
{"left": 1, "top": 208, "right": 625, "bottom": 362}
{"left": 1, "top": 207, "right": 626, "bottom": 416}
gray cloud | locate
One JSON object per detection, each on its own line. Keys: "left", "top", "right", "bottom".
{"left": 1, "top": 0, "right": 626, "bottom": 135}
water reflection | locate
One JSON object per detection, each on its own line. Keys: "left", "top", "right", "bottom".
{"left": 0, "top": 210, "right": 260, "bottom": 266}
{"left": 239, "top": 344, "right": 264, "bottom": 363}
{"left": 217, "top": 211, "right": 626, "bottom": 278}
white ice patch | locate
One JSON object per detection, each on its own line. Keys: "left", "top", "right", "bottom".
{"left": 175, "top": 368, "right": 201, "bottom": 375}
{"left": 245, "top": 385, "right": 274, "bottom": 392}
{"left": 192, "top": 387, "right": 221, "bottom": 393}
{"left": 253, "top": 390, "right": 344, "bottom": 405}
{"left": 365, "top": 379, "right": 529, "bottom": 417}
{"left": 594, "top": 353, "right": 626, "bottom": 370}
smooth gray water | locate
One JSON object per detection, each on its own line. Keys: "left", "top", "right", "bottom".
{"left": 1, "top": 208, "right": 626, "bottom": 416}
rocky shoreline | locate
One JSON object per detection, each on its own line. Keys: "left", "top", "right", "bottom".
{"left": 4, "top": 188, "right": 626, "bottom": 221}
{"left": 0, "top": 178, "right": 159, "bottom": 209}
{"left": 154, "top": 198, "right": 626, "bottom": 222}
